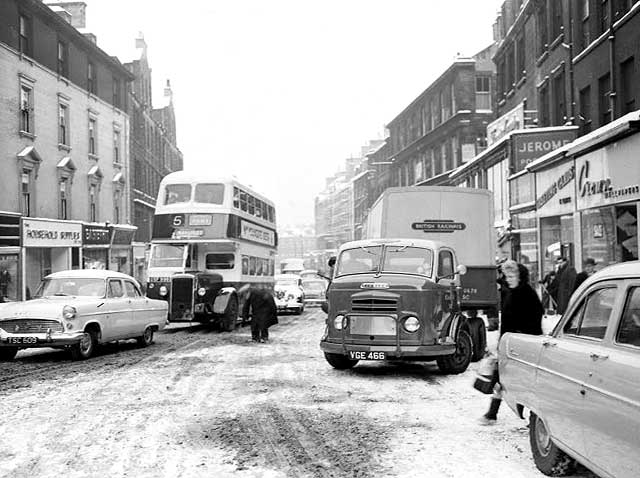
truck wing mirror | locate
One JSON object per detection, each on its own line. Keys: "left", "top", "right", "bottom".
{"left": 328, "top": 256, "right": 336, "bottom": 268}
{"left": 321, "top": 302, "right": 329, "bottom": 314}
{"left": 436, "top": 264, "right": 468, "bottom": 283}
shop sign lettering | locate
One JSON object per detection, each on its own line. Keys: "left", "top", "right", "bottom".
{"left": 513, "top": 130, "right": 576, "bottom": 172}
{"left": 23, "top": 220, "right": 82, "bottom": 247}
{"left": 83, "top": 225, "right": 111, "bottom": 245}
{"left": 240, "top": 220, "right": 275, "bottom": 246}
{"left": 536, "top": 166, "right": 575, "bottom": 209}
{"left": 578, "top": 160, "right": 640, "bottom": 202}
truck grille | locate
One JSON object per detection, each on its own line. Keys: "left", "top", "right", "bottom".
{"left": 171, "top": 277, "right": 194, "bottom": 319}
{"left": 349, "top": 315, "right": 396, "bottom": 335}
{"left": 0, "top": 319, "right": 64, "bottom": 334}
{"left": 351, "top": 297, "right": 398, "bottom": 312}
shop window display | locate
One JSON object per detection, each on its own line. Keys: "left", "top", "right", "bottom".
{"left": 581, "top": 205, "right": 638, "bottom": 267}
{"left": 0, "top": 255, "right": 19, "bottom": 301}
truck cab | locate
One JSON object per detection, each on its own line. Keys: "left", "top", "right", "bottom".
{"left": 320, "top": 238, "right": 474, "bottom": 374}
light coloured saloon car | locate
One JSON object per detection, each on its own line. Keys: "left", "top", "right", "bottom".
{"left": 499, "top": 261, "right": 640, "bottom": 478}
{"left": 0, "top": 270, "right": 168, "bottom": 361}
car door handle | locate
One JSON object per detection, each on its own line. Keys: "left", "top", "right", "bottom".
{"left": 509, "top": 349, "right": 519, "bottom": 357}
{"left": 542, "top": 340, "right": 557, "bottom": 347}
{"left": 590, "top": 352, "right": 609, "bottom": 360}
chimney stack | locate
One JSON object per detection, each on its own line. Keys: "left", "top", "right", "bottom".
{"left": 45, "top": 2, "right": 87, "bottom": 28}
{"left": 164, "top": 79, "right": 173, "bottom": 102}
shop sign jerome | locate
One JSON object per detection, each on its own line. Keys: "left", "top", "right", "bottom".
{"left": 23, "top": 219, "right": 82, "bottom": 247}
{"left": 513, "top": 130, "right": 576, "bottom": 172}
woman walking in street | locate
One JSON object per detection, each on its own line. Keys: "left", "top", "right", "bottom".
{"left": 480, "top": 260, "right": 543, "bottom": 425}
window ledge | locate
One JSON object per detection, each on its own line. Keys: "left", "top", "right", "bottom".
{"left": 88, "top": 153, "right": 99, "bottom": 161}
{"left": 57, "top": 75, "right": 69, "bottom": 86}
{"left": 19, "top": 130, "right": 36, "bottom": 140}
{"left": 516, "top": 75, "right": 527, "bottom": 89}
{"left": 506, "top": 88, "right": 515, "bottom": 99}
{"left": 549, "top": 33, "right": 565, "bottom": 52}
{"left": 58, "top": 143, "right": 71, "bottom": 152}
{"left": 498, "top": 99, "right": 506, "bottom": 107}
{"left": 113, "top": 161, "right": 123, "bottom": 169}
{"left": 536, "top": 49, "right": 549, "bottom": 66}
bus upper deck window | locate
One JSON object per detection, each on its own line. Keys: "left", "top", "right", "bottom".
{"left": 164, "top": 184, "right": 191, "bottom": 204}
{"left": 195, "top": 184, "right": 224, "bottom": 204}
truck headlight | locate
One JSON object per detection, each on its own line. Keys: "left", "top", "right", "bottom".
{"left": 403, "top": 316, "right": 420, "bottom": 333}
{"left": 62, "top": 305, "right": 77, "bottom": 320}
{"left": 159, "top": 285, "right": 168, "bottom": 296}
{"left": 333, "top": 314, "right": 346, "bottom": 330}
{"left": 197, "top": 287, "right": 206, "bottom": 296}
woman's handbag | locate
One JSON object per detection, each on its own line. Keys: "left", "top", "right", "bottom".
{"left": 473, "top": 355, "right": 498, "bottom": 394}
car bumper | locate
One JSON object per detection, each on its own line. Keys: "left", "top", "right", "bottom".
{"left": 319, "top": 339, "right": 456, "bottom": 358}
{"left": 0, "top": 329, "right": 85, "bottom": 348}
{"left": 303, "top": 298, "right": 326, "bottom": 306}
{"left": 275, "top": 300, "right": 303, "bottom": 311}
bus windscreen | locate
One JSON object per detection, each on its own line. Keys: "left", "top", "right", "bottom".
{"left": 150, "top": 244, "right": 186, "bottom": 268}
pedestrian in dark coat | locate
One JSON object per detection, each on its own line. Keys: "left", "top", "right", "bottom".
{"left": 242, "top": 287, "right": 278, "bottom": 343}
{"left": 480, "top": 260, "right": 543, "bottom": 425}
{"left": 555, "top": 257, "right": 576, "bottom": 314}
{"left": 573, "top": 257, "right": 596, "bottom": 292}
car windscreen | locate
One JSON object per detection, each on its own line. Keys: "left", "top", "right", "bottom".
{"left": 163, "top": 184, "right": 191, "bottom": 205}
{"left": 276, "top": 279, "right": 298, "bottom": 287}
{"left": 194, "top": 183, "right": 225, "bottom": 204}
{"left": 302, "top": 281, "right": 325, "bottom": 292}
{"left": 335, "top": 246, "right": 383, "bottom": 276}
{"left": 34, "top": 278, "right": 106, "bottom": 298}
{"left": 150, "top": 244, "right": 186, "bottom": 268}
{"left": 382, "top": 246, "right": 433, "bottom": 276}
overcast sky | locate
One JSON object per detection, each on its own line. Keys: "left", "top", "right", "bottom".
{"left": 84, "top": 0, "right": 503, "bottom": 231}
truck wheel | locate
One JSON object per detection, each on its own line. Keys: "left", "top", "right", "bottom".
{"left": 324, "top": 352, "right": 358, "bottom": 370}
{"left": 437, "top": 329, "right": 472, "bottom": 374}
{"left": 529, "top": 412, "right": 576, "bottom": 476}
{"left": 222, "top": 297, "right": 238, "bottom": 332}
{"left": 468, "top": 318, "right": 487, "bottom": 362}
{"left": 0, "top": 347, "right": 18, "bottom": 361}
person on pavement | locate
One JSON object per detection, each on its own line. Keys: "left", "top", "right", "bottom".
{"left": 573, "top": 257, "right": 597, "bottom": 292}
{"left": 242, "top": 287, "right": 278, "bottom": 343}
{"left": 480, "top": 260, "right": 543, "bottom": 425}
{"left": 555, "top": 256, "right": 576, "bottom": 314}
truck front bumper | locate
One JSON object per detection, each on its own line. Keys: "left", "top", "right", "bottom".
{"left": 319, "top": 339, "right": 456, "bottom": 358}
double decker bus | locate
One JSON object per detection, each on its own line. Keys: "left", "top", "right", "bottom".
{"left": 146, "top": 172, "right": 277, "bottom": 330}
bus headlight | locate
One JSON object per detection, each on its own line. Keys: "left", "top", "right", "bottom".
{"left": 62, "top": 305, "right": 77, "bottom": 320}
{"left": 197, "top": 287, "right": 206, "bottom": 297}
{"left": 403, "top": 316, "right": 420, "bottom": 333}
{"left": 333, "top": 315, "right": 346, "bottom": 330}
{"left": 159, "top": 285, "right": 168, "bottom": 297}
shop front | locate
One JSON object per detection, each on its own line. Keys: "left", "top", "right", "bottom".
{"left": 22, "top": 217, "right": 82, "bottom": 299}
{"left": 0, "top": 212, "right": 22, "bottom": 301}
{"left": 109, "top": 225, "right": 137, "bottom": 275}
{"left": 530, "top": 156, "right": 577, "bottom": 280}
{"left": 575, "top": 132, "right": 640, "bottom": 268}
{"left": 82, "top": 223, "right": 111, "bottom": 270}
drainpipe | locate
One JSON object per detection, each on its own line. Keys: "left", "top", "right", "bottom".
{"left": 567, "top": 0, "right": 576, "bottom": 124}
{"left": 608, "top": 0, "right": 616, "bottom": 119}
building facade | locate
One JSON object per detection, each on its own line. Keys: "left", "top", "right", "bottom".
{"left": 386, "top": 46, "right": 497, "bottom": 189}
{"left": 0, "top": 0, "right": 135, "bottom": 298}
{"left": 125, "top": 36, "right": 183, "bottom": 246}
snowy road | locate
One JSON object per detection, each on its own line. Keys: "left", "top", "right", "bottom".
{"left": 0, "top": 309, "right": 596, "bottom": 478}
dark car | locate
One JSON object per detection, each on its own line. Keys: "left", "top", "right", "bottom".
{"left": 301, "top": 279, "right": 327, "bottom": 307}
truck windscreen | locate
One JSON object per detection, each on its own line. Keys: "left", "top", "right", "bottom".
{"left": 383, "top": 246, "right": 433, "bottom": 277}
{"left": 335, "top": 246, "right": 383, "bottom": 276}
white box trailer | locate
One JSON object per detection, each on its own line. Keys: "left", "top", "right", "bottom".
{"left": 364, "top": 186, "right": 497, "bottom": 309}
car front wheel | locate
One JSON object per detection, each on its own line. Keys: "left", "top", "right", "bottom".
{"left": 137, "top": 327, "right": 154, "bottom": 347}
{"left": 0, "top": 347, "right": 18, "bottom": 361}
{"left": 70, "top": 330, "right": 97, "bottom": 360}
{"left": 529, "top": 412, "right": 576, "bottom": 476}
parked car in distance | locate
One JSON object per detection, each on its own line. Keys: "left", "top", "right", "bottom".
{"left": 499, "top": 261, "right": 640, "bottom": 478}
{"left": 274, "top": 274, "right": 304, "bottom": 314}
{"left": 0, "top": 270, "right": 168, "bottom": 361}
{"left": 301, "top": 279, "right": 327, "bottom": 307}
